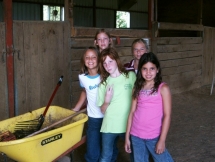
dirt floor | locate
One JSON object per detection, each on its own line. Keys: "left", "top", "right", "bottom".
{"left": 1, "top": 85, "right": 215, "bottom": 162}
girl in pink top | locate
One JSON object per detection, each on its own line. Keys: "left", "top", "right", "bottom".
{"left": 125, "top": 52, "right": 174, "bottom": 162}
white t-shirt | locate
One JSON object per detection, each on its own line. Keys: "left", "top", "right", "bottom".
{"left": 79, "top": 74, "right": 103, "bottom": 118}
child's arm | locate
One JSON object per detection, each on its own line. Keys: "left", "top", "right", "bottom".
{"left": 125, "top": 98, "right": 137, "bottom": 153}
{"left": 100, "top": 85, "right": 113, "bottom": 114}
{"left": 156, "top": 84, "right": 172, "bottom": 154}
{"left": 72, "top": 89, "right": 87, "bottom": 111}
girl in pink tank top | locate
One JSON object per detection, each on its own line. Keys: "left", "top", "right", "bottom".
{"left": 125, "top": 52, "right": 174, "bottom": 162}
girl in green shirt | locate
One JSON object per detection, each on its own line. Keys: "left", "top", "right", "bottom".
{"left": 97, "top": 47, "right": 136, "bottom": 162}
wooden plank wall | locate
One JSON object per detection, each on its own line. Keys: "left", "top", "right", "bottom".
{"left": 202, "top": 26, "right": 215, "bottom": 85}
{"left": 151, "top": 22, "right": 206, "bottom": 94}
{"left": 0, "top": 22, "right": 9, "bottom": 120}
{"left": 70, "top": 27, "right": 151, "bottom": 106}
{"left": 12, "top": 21, "right": 71, "bottom": 115}
{"left": 156, "top": 37, "right": 203, "bottom": 94}
{"left": 1, "top": 22, "right": 214, "bottom": 120}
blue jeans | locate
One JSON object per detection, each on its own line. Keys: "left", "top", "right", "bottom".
{"left": 99, "top": 133, "right": 125, "bottom": 162}
{"left": 84, "top": 117, "right": 103, "bottom": 162}
{"left": 131, "top": 135, "right": 174, "bottom": 162}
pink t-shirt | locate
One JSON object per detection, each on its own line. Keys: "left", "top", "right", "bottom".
{"left": 130, "top": 83, "right": 165, "bottom": 139}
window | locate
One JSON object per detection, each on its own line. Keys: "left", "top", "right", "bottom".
{"left": 43, "top": 5, "right": 64, "bottom": 21}
{"left": 116, "top": 11, "right": 130, "bottom": 28}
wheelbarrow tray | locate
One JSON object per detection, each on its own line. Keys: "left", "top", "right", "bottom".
{"left": 0, "top": 106, "right": 88, "bottom": 162}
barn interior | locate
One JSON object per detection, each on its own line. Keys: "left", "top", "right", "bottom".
{"left": 0, "top": 0, "right": 215, "bottom": 161}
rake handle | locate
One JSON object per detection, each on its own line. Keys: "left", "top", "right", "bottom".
{"left": 42, "top": 76, "right": 63, "bottom": 117}
{"left": 25, "top": 108, "right": 87, "bottom": 138}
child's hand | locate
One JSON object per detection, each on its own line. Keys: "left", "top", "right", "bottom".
{"left": 104, "top": 84, "right": 114, "bottom": 104}
{"left": 72, "top": 107, "right": 80, "bottom": 112}
{"left": 155, "top": 140, "right": 165, "bottom": 154}
{"left": 101, "top": 85, "right": 114, "bottom": 114}
{"left": 124, "top": 139, "right": 132, "bottom": 153}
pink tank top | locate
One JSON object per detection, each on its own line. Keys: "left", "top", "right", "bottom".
{"left": 130, "top": 83, "right": 164, "bottom": 139}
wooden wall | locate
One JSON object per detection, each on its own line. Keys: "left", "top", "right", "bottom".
{"left": 70, "top": 24, "right": 211, "bottom": 105}
{"left": 152, "top": 22, "right": 204, "bottom": 94}
{"left": 71, "top": 23, "right": 215, "bottom": 104}
{"left": 156, "top": 37, "right": 203, "bottom": 94}
{"left": 0, "top": 21, "right": 71, "bottom": 120}
{"left": 13, "top": 21, "right": 71, "bottom": 116}
{"left": 1, "top": 22, "right": 215, "bottom": 120}
{"left": 0, "top": 22, "right": 8, "bottom": 119}
{"left": 70, "top": 36, "right": 203, "bottom": 105}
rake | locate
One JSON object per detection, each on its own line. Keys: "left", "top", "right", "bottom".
{"left": 14, "top": 76, "right": 63, "bottom": 139}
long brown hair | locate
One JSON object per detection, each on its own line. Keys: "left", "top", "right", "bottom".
{"left": 99, "top": 48, "right": 128, "bottom": 85}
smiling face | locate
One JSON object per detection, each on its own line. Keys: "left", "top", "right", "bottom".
{"left": 141, "top": 62, "right": 158, "bottom": 82}
{"left": 95, "top": 32, "right": 110, "bottom": 52}
{"left": 84, "top": 49, "right": 98, "bottom": 70}
{"left": 102, "top": 56, "right": 119, "bottom": 76}
{"left": 133, "top": 42, "right": 148, "bottom": 60}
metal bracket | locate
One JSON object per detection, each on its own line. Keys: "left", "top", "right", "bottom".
{"left": 1, "top": 47, "right": 21, "bottom": 62}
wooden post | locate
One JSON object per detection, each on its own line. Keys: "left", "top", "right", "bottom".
{"left": 64, "top": 0, "right": 69, "bottom": 22}
{"left": 148, "top": 0, "right": 154, "bottom": 30}
{"left": 198, "top": 0, "right": 203, "bottom": 37}
{"left": 151, "top": 21, "right": 158, "bottom": 54}
{"left": 93, "top": 0, "right": 96, "bottom": 27}
{"left": 3, "top": 0, "right": 15, "bottom": 117}
{"left": 64, "top": 0, "right": 74, "bottom": 26}
{"left": 199, "top": 0, "right": 203, "bottom": 25}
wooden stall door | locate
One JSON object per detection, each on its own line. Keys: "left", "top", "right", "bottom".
{"left": 13, "top": 21, "right": 71, "bottom": 115}
{"left": 0, "top": 22, "right": 9, "bottom": 120}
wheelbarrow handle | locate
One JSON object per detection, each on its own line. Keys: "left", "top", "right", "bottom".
{"left": 25, "top": 108, "right": 87, "bottom": 138}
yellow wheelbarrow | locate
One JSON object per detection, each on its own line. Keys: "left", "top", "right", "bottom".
{"left": 0, "top": 106, "right": 88, "bottom": 162}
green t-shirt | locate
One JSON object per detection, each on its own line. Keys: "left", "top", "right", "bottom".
{"left": 97, "top": 72, "right": 136, "bottom": 133}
